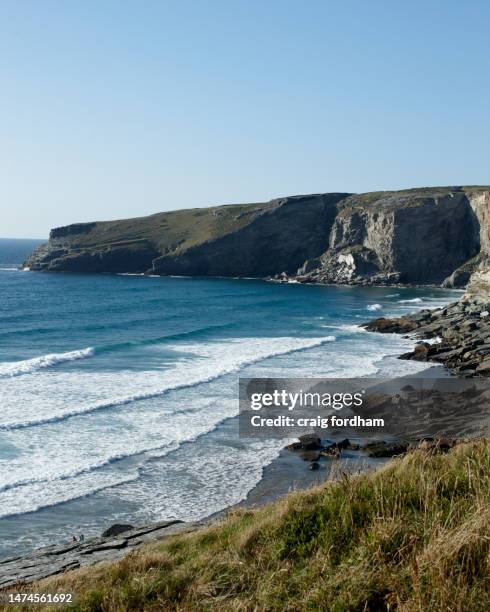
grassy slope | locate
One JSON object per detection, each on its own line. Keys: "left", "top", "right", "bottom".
{"left": 336, "top": 185, "right": 490, "bottom": 216}
{"left": 53, "top": 201, "right": 273, "bottom": 253}
{"left": 7, "top": 440, "right": 489, "bottom": 611}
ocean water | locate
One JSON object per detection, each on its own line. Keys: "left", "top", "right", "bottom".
{"left": 0, "top": 239, "right": 461, "bottom": 558}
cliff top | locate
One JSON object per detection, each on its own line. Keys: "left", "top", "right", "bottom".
{"left": 48, "top": 193, "right": 348, "bottom": 253}
{"left": 48, "top": 186, "right": 490, "bottom": 250}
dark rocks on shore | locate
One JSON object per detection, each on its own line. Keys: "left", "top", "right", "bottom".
{"left": 0, "top": 520, "right": 189, "bottom": 590}
{"left": 298, "top": 450, "right": 321, "bottom": 462}
{"left": 101, "top": 523, "right": 134, "bottom": 538}
{"left": 287, "top": 435, "right": 460, "bottom": 466}
{"left": 363, "top": 299, "right": 490, "bottom": 377}
{"left": 320, "top": 446, "right": 341, "bottom": 459}
{"left": 416, "top": 437, "right": 455, "bottom": 453}
{"left": 309, "top": 462, "right": 320, "bottom": 471}
{"left": 364, "top": 441, "right": 409, "bottom": 458}
{"left": 362, "top": 317, "right": 420, "bottom": 334}
{"left": 286, "top": 434, "right": 323, "bottom": 452}
{"left": 287, "top": 436, "right": 362, "bottom": 460}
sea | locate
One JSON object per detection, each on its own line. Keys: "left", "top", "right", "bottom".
{"left": 0, "top": 238, "right": 462, "bottom": 558}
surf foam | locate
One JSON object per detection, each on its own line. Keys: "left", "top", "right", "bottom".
{"left": 0, "top": 348, "right": 95, "bottom": 378}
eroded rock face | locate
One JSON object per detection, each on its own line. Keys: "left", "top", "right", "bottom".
{"left": 150, "top": 194, "right": 343, "bottom": 277}
{"left": 25, "top": 194, "right": 346, "bottom": 277}
{"left": 299, "top": 188, "right": 485, "bottom": 285}
{"left": 24, "top": 186, "right": 490, "bottom": 287}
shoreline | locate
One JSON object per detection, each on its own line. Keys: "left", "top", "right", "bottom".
{"left": 20, "top": 265, "right": 468, "bottom": 293}
{"left": 0, "top": 441, "right": 413, "bottom": 589}
{"left": 0, "top": 429, "right": 473, "bottom": 590}
{"left": 0, "top": 284, "right": 472, "bottom": 590}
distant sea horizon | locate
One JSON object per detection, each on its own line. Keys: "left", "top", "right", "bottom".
{"left": 0, "top": 238, "right": 45, "bottom": 265}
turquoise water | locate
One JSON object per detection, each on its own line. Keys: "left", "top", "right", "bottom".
{"left": 0, "top": 240, "right": 460, "bottom": 557}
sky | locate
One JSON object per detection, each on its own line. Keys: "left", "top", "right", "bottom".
{"left": 1, "top": 1, "right": 489, "bottom": 238}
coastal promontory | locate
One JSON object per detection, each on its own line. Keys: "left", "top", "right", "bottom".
{"left": 25, "top": 186, "right": 490, "bottom": 287}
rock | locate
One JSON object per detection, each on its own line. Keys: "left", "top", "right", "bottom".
{"left": 363, "top": 282, "right": 490, "bottom": 376}
{"left": 0, "top": 520, "right": 189, "bottom": 589}
{"left": 417, "top": 437, "right": 454, "bottom": 453}
{"left": 309, "top": 462, "right": 320, "bottom": 471}
{"left": 300, "top": 189, "right": 483, "bottom": 285}
{"left": 320, "top": 446, "right": 341, "bottom": 458}
{"left": 337, "top": 438, "right": 360, "bottom": 450}
{"left": 286, "top": 434, "right": 323, "bottom": 452}
{"left": 299, "top": 450, "right": 321, "bottom": 461}
{"left": 476, "top": 358, "right": 490, "bottom": 374}
{"left": 363, "top": 317, "right": 418, "bottom": 334}
{"left": 101, "top": 524, "right": 134, "bottom": 538}
{"left": 364, "top": 441, "right": 408, "bottom": 458}
{"left": 412, "top": 343, "right": 431, "bottom": 361}
{"left": 436, "top": 437, "right": 454, "bottom": 451}
{"left": 297, "top": 258, "right": 321, "bottom": 275}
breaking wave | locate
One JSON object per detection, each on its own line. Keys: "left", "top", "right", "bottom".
{"left": 0, "top": 348, "right": 95, "bottom": 378}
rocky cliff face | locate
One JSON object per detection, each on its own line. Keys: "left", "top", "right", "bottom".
{"left": 24, "top": 194, "right": 347, "bottom": 275}
{"left": 25, "top": 186, "right": 490, "bottom": 287}
{"left": 296, "top": 187, "right": 490, "bottom": 286}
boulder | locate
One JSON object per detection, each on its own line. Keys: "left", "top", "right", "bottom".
{"left": 101, "top": 524, "right": 134, "bottom": 538}
{"left": 299, "top": 450, "right": 321, "bottom": 462}
{"left": 365, "top": 441, "right": 408, "bottom": 458}
{"left": 285, "top": 434, "right": 323, "bottom": 452}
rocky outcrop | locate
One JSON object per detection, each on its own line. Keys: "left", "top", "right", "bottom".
{"left": 364, "top": 296, "right": 490, "bottom": 376}
{"left": 0, "top": 520, "right": 195, "bottom": 589}
{"left": 295, "top": 187, "right": 489, "bottom": 286}
{"left": 24, "top": 194, "right": 346, "bottom": 277}
{"left": 24, "top": 186, "right": 490, "bottom": 287}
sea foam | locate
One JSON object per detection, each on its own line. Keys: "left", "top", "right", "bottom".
{"left": 0, "top": 336, "right": 336, "bottom": 430}
{"left": 0, "top": 348, "right": 95, "bottom": 378}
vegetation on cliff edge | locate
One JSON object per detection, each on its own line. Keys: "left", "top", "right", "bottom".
{"left": 4, "top": 440, "right": 490, "bottom": 611}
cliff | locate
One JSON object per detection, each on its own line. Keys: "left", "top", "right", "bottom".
{"left": 24, "top": 194, "right": 346, "bottom": 276}
{"left": 25, "top": 186, "right": 490, "bottom": 287}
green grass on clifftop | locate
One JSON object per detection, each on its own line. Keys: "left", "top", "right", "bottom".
{"left": 6, "top": 440, "right": 490, "bottom": 611}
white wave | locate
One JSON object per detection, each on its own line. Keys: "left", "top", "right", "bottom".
{"left": 117, "top": 272, "right": 144, "bottom": 276}
{"left": 0, "top": 395, "right": 232, "bottom": 514}
{"left": 367, "top": 303, "right": 382, "bottom": 311}
{"left": 0, "top": 392, "right": 281, "bottom": 518}
{"left": 0, "top": 330, "right": 428, "bottom": 522}
{"left": 0, "top": 267, "right": 19, "bottom": 271}
{"left": 114, "top": 436, "right": 288, "bottom": 525}
{"left": 398, "top": 298, "right": 423, "bottom": 304}
{"left": 321, "top": 324, "right": 367, "bottom": 334}
{"left": 0, "top": 347, "right": 95, "bottom": 378}
{"left": 0, "top": 336, "right": 336, "bottom": 430}
{"left": 0, "top": 468, "right": 142, "bottom": 519}
{"left": 424, "top": 336, "right": 442, "bottom": 345}
{"left": 385, "top": 293, "right": 399, "bottom": 298}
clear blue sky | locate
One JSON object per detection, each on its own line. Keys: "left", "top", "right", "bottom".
{"left": 1, "top": 0, "right": 489, "bottom": 238}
